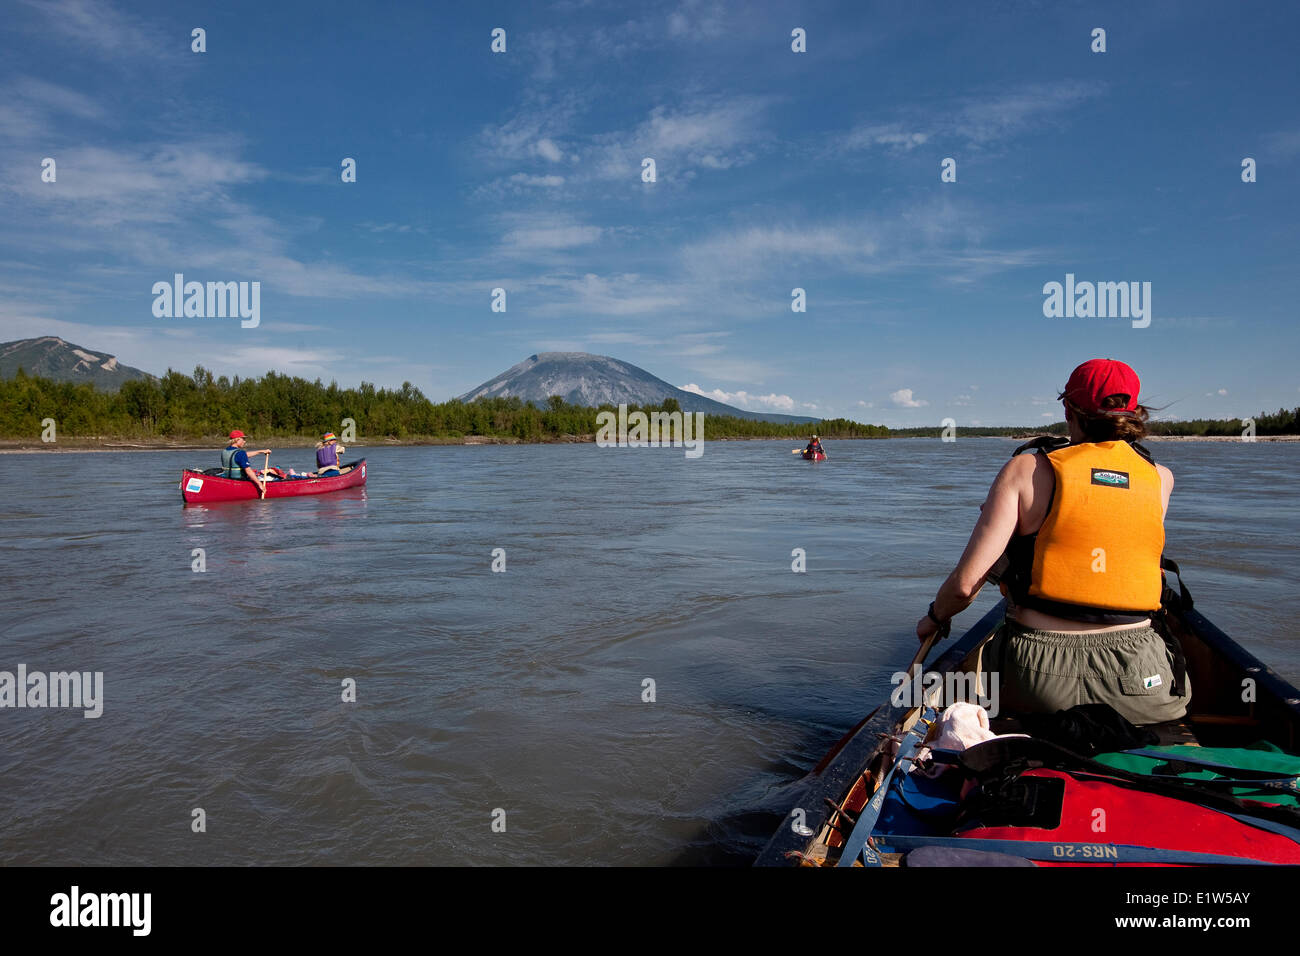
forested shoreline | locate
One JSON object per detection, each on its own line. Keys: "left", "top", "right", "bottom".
{"left": 0, "top": 366, "right": 884, "bottom": 442}
{"left": 1, "top": 366, "right": 1295, "bottom": 442}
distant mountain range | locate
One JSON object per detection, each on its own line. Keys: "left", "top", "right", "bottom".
{"left": 0, "top": 337, "right": 153, "bottom": 391}
{"left": 1, "top": 338, "right": 820, "bottom": 424}
{"left": 458, "top": 352, "right": 819, "bottom": 424}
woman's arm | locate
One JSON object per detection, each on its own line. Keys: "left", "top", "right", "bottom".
{"left": 916, "top": 454, "right": 1032, "bottom": 640}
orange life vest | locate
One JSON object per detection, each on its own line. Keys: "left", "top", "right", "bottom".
{"left": 1004, "top": 439, "right": 1164, "bottom": 620}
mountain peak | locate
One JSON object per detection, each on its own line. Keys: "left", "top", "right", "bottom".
{"left": 0, "top": 336, "right": 153, "bottom": 391}
{"left": 458, "top": 352, "right": 817, "bottom": 424}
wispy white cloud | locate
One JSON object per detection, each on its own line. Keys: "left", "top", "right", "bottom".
{"left": 955, "top": 81, "right": 1101, "bottom": 143}
{"left": 680, "top": 382, "right": 806, "bottom": 413}
{"left": 361, "top": 222, "right": 414, "bottom": 234}
{"left": 476, "top": 92, "right": 584, "bottom": 164}
{"left": 678, "top": 201, "right": 1041, "bottom": 284}
{"left": 842, "top": 124, "right": 929, "bottom": 152}
{"left": 18, "top": 0, "right": 169, "bottom": 61}
{"left": 584, "top": 96, "right": 771, "bottom": 182}
{"left": 836, "top": 80, "right": 1104, "bottom": 156}
{"left": 0, "top": 76, "right": 107, "bottom": 140}
{"left": 535, "top": 138, "right": 564, "bottom": 162}
{"left": 890, "top": 388, "right": 928, "bottom": 408}
{"left": 503, "top": 225, "right": 603, "bottom": 251}
{"left": 473, "top": 172, "right": 567, "bottom": 199}
{"left": 530, "top": 1, "right": 732, "bottom": 72}
{"left": 666, "top": 0, "right": 729, "bottom": 40}
{"left": 1260, "top": 129, "right": 1300, "bottom": 162}
{"left": 531, "top": 273, "right": 686, "bottom": 316}
{"left": 479, "top": 93, "right": 773, "bottom": 192}
{"left": 5, "top": 143, "right": 267, "bottom": 226}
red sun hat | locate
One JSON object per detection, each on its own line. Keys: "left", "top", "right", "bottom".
{"left": 229, "top": 429, "right": 246, "bottom": 440}
{"left": 1063, "top": 359, "right": 1141, "bottom": 416}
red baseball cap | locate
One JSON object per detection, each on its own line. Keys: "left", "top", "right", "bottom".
{"left": 1062, "top": 359, "right": 1141, "bottom": 416}
{"left": 229, "top": 429, "right": 246, "bottom": 440}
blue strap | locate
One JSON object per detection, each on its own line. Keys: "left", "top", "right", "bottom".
{"left": 1219, "top": 810, "right": 1300, "bottom": 843}
{"left": 874, "top": 834, "right": 1280, "bottom": 866}
{"left": 834, "top": 708, "right": 935, "bottom": 868}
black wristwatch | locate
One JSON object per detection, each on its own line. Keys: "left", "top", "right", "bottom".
{"left": 926, "top": 601, "right": 945, "bottom": 626}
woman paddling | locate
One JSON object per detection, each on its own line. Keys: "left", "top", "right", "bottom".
{"left": 915, "top": 359, "right": 1185, "bottom": 725}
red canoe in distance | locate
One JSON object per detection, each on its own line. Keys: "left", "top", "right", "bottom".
{"left": 179, "top": 459, "right": 367, "bottom": 503}
{"left": 802, "top": 451, "right": 827, "bottom": 461}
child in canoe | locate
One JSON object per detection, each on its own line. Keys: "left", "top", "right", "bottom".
{"left": 314, "top": 432, "right": 345, "bottom": 476}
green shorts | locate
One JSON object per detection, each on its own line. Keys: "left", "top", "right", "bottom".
{"left": 982, "top": 618, "right": 1189, "bottom": 726}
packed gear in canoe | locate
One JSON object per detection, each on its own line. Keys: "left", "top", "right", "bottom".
{"left": 755, "top": 573, "right": 1300, "bottom": 867}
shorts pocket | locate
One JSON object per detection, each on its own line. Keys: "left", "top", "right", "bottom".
{"left": 1116, "top": 638, "right": 1174, "bottom": 697}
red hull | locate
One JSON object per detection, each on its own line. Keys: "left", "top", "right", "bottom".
{"left": 802, "top": 451, "right": 826, "bottom": 461}
{"left": 180, "top": 459, "right": 367, "bottom": 503}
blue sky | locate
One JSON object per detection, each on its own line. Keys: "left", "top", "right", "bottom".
{"left": 1, "top": 0, "right": 1297, "bottom": 426}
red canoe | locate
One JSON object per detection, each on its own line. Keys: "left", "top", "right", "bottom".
{"left": 179, "top": 459, "right": 367, "bottom": 503}
{"left": 802, "top": 450, "right": 827, "bottom": 461}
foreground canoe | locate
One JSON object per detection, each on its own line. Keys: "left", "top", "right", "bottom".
{"left": 179, "top": 459, "right": 367, "bottom": 503}
{"left": 802, "top": 450, "right": 827, "bottom": 461}
{"left": 755, "top": 577, "right": 1300, "bottom": 866}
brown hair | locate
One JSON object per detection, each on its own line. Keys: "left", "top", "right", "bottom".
{"left": 1058, "top": 392, "right": 1150, "bottom": 443}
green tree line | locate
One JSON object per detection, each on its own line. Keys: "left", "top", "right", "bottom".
{"left": 2, "top": 367, "right": 1293, "bottom": 441}
{"left": 0, "top": 367, "right": 887, "bottom": 441}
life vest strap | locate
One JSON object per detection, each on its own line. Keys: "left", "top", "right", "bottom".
{"left": 1012, "top": 435, "right": 1071, "bottom": 457}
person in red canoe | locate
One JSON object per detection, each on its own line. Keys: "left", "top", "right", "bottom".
{"left": 221, "top": 430, "right": 272, "bottom": 494}
{"left": 804, "top": 435, "right": 825, "bottom": 458}
{"left": 315, "top": 432, "right": 344, "bottom": 476}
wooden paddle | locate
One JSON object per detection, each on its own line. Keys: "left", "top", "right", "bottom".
{"left": 261, "top": 451, "right": 269, "bottom": 498}
{"left": 906, "top": 620, "right": 949, "bottom": 682}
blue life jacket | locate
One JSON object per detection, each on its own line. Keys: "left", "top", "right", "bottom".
{"left": 221, "top": 445, "right": 247, "bottom": 479}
